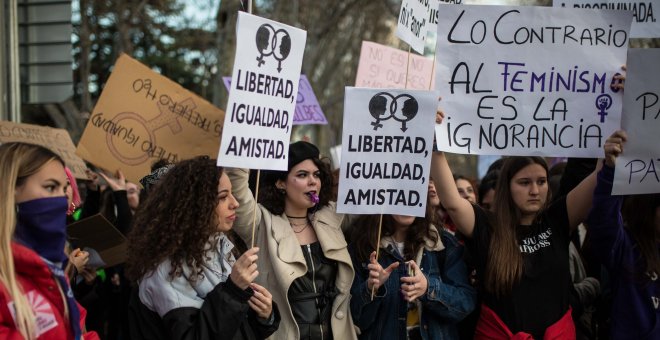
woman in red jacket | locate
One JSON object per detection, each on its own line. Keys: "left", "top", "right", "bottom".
{"left": 0, "top": 142, "right": 97, "bottom": 340}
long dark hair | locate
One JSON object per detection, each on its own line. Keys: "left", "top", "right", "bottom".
{"left": 259, "top": 157, "right": 334, "bottom": 215}
{"left": 486, "top": 156, "right": 549, "bottom": 297}
{"left": 623, "top": 193, "right": 660, "bottom": 281}
{"left": 126, "top": 156, "right": 226, "bottom": 283}
{"left": 352, "top": 201, "right": 440, "bottom": 263}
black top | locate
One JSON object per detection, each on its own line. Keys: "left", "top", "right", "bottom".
{"left": 467, "top": 196, "right": 571, "bottom": 338}
{"left": 288, "top": 241, "right": 338, "bottom": 340}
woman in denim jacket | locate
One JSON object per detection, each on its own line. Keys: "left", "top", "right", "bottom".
{"left": 349, "top": 212, "right": 476, "bottom": 340}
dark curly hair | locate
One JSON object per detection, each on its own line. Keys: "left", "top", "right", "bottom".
{"left": 126, "top": 156, "right": 225, "bottom": 283}
{"left": 259, "top": 157, "right": 334, "bottom": 215}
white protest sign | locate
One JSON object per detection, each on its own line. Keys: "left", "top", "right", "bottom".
{"left": 396, "top": 0, "right": 431, "bottom": 54}
{"left": 218, "top": 12, "right": 307, "bottom": 170}
{"left": 612, "top": 48, "right": 660, "bottom": 195}
{"left": 337, "top": 87, "right": 438, "bottom": 217}
{"left": 427, "top": 0, "right": 465, "bottom": 35}
{"left": 434, "top": 5, "right": 632, "bottom": 157}
{"left": 554, "top": 0, "right": 660, "bottom": 38}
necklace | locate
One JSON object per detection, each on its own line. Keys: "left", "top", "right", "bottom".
{"left": 289, "top": 219, "right": 310, "bottom": 233}
{"left": 286, "top": 214, "right": 307, "bottom": 219}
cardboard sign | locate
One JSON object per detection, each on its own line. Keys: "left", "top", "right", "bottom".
{"left": 613, "top": 48, "right": 660, "bottom": 195}
{"left": 434, "top": 5, "right": 632, "bottom": 157}
{"left": 337, "top": 87, "right": 438, "bottom": 217}
{"left": 222, "top": 74, "right": 327, "bottom": 125}
{"left": 67, "top": 214, "right": 127, "bottom": 268}
{"left": 218, "top": 12, "right": 307, "bottom": 170}
{"left": 355, "top": 41, "right": 435, "bottom": 91}
{"left": 554, "top": 0, "right": 660, "bottom": 38}
{"left": 0, "top": 121, "right": 88, "bottom": 179}
{"left": 76, "top": 54, "right": 225, "bottom": 184}
{"left": 396, "top": 0, "right": 432, "bottom": 54}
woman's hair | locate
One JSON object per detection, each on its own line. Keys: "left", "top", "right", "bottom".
{"left": 259, "top": 157, "right": 334, "bottom": 215}
{"left": 352, "top": 200, "right": 440, "bottom": 262}
{"left": 478, "top": 169, "right": 499, "bottom": 206}
{"left": 486, "top": 156, "right": 548, "bottom": 297}
{"left": 0, "top": 142, "right": 64, "bottom": 339}
{"left": 623, "top": 193, "right": 660, "bottom": 281}
{"left": 127, "top": 156, "right": 226, "bottom": 284}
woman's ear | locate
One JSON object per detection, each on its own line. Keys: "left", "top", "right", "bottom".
{"left": 275, "top": 179, "right": 285, "bottom": 190}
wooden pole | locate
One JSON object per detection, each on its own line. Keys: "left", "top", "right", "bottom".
{"left": 250, "top": 169, "right": 260, "bottom": 249}
{"left": 370, "top": 214, "right": 384, "bottom": 300}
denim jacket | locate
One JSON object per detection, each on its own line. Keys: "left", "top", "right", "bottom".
{"left": 349, "top": 226, "right": 476, "bottom": 340}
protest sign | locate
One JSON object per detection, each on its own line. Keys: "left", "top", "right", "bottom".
{"left": 337, "top": 87, "right": 438, "bottom": 217}
{"left": 67, "top": 214, "right": 127, "bottom": 268}
{"left": 613, "top": 48, "right": 660, "bottom": 195}
{"left": 355, "top": 41, "right": 435, "bottom": 90}
{"left": 222, "top": 74, "right": 327, "bottom": 125}
{"left": 218, "top": 12, "right": 307, "bottom": 170}
{"left": 427, "top": 0, "right": 465, "bottom": 35}
{"left": 76, "top": 54, "right": 225, "bottom": 184}
{"left": 554, "top": 0, "right": 659, "bottom": 38}
{"left": 396, "top": 0, "right": 432, "bottom": 54}
{"left": 434, "top": 5, "right": 632, "bottom": 157}
{"left": 0, "top": 121, "right": 88, "bottom": 179}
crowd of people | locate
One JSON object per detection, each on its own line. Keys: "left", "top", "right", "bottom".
{"left": 0, "top": 121, "right": 657, "bottom": 340}
{"left": 0, "top": 50, "right": 657, "bottom": 340}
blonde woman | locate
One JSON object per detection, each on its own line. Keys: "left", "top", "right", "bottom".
{"left": 0, "top": 142, "right": 98, "bottom": 339}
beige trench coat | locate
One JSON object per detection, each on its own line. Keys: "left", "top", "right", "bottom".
{"left": 227, "top": 168, "right": 358, "bottom": 340}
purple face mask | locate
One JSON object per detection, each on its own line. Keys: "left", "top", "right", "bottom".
{"left": 14, "top": 196, "right": 68, "bottom": 264}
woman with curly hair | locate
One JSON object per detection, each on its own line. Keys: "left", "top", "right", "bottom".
{"left": 349, "top": 207, "right": 476, "bottom": 339}
{"left": 0, "top": 142, "right": 98, "bottom": 339}
{"left": 227, "top": 141, "right": 357, "bottom": 339}
{"left": 126, "top": 156, "right": 280, "bottom": 340}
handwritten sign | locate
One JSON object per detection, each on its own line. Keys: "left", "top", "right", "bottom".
{"left": 76, "top": 54, "right": 225, "bottom": 184}
{"left": 222, "top": 75, "right": 327, "bottom": 125}
{"left": 434, "top": 5, "right": 632, "bottom": 157}
{"left": 427, "top": 0, "right": 464, "bottom": 35}
{"left": 554, "top": 0, "right": 659, "bottom": 38}
{"left": 218, "top": 12, "right": 307, "bottom": 170}
{"left": 337, "top": 87, "right": 438, "bottom": 217}
{"left": 396, "top": 0, "right": 432, "bottom": 54}
{"left": 613, "top": 48, "right": 660, "bottom": 195}
{"left": 0, "top": 121, "right": 88, "bottom": 179}
{"left": 355, "top": 41, "right": 435, "bottom": 90}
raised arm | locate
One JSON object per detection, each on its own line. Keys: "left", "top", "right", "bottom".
{"left": 226, "top": 168, "right": 263, "bottom": 246}
{"left": 565, "top": 130, "right": 626, "bottom": 232}
{"left": 430, "top": 152, "right": 476, "bottom": 237}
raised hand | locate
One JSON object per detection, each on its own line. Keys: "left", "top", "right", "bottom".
{"left": 367, "top": 251, "right": 400, "bottom": 291}
{"left": 400, "top": 260, "right": 428, "bottom": 302}
{"left": 230, "top": 247, "right": 259, "bottom": 290}
{"left": 85, "top": 169, "right": 100, "bottom": 191}
{"left": 98, "top": 170, "right": 127, "bottom": 192}
{"left": 603, "top": 130, "right": 627, "bottom": 168}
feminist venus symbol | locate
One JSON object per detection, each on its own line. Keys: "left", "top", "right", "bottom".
{"left": 255, "top": 24, "right": 291, "bottom": 72}
{"left": 368, "top": 92, "right": 419, "bottom": 132}
{"left": 106, "top": 98, "right": 192, "bottom": 165}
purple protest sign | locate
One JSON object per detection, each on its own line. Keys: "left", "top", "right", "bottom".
{"left": 223, "top": 75, "right": 327, "bottom": 125}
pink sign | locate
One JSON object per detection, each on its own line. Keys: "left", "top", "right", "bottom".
{"left": 223, "top": 75, "right": 327, "bottom": 125}
{"left": 355, "top": 41, "right": 435, "bottom": 90}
